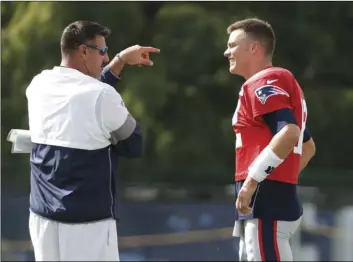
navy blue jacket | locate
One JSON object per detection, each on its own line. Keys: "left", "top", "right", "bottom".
{"left": 29, "top": 67, "right": 142, "bottom": 223}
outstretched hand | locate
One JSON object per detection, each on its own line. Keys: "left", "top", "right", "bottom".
{"left": 119, "top": 45, "right": 160, "bottom": 66}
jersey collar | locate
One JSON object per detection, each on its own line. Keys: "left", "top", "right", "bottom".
{"left": 244, "top": 66, "right": 273, "bottom": 86}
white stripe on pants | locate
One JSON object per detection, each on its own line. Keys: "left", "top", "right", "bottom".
{"left": 233, "top": 217, "right": 302, "bottom": 261}
{"left": 29, "top": 211, "right": 120, "bottom": 261}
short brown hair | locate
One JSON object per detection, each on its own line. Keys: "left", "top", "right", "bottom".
{"left": 227, "top": 18, "right": 275, "bottom": 57}
{"left": 60, "top": 20, "right": 111, "bottom": 55}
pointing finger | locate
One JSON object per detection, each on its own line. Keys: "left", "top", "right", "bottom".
{"left": 140, "top": 46, "right": 160, "bottom": 53}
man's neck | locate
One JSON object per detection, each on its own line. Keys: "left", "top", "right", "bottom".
{"left": 244, "top": 60, "right": 273, "bottom": 80}
{"left": 60, "top": 58, "right": 86, "bottom": 75}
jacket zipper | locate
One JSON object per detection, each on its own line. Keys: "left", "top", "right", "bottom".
{"left": 108, "top": 148, "right": 114, "bottom": 217}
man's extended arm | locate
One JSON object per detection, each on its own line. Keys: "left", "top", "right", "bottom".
{"left": 7, "top": 46, "right": 159, "bottom": 156}
{"left": 99, "top": 54, "right": 125, "bottom": 85}
{"left": 99, "top": 61, "right": 143, "bottom": 158}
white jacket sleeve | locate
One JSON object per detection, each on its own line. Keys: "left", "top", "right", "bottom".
{"left": 96, "top": 86, "right": 137, "bottom": 145}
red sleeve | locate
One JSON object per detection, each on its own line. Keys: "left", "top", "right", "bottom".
{"left": 248, "top": 73, "right": 293, "bottom": 119}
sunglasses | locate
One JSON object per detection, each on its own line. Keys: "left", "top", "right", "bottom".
{"left": 84, "top": 43, "right": 108, "bottom": 56}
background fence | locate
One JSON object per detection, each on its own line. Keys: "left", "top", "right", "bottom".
{"left": 2, "top": 183, "right": 353, "bottom": 261}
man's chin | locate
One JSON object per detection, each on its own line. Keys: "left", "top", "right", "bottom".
{"left": 229, "top": 65, "right": 237, "bottom": 75}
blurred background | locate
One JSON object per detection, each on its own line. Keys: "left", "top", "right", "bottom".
{"left": 1, "top": 1, "right": 353, "bottom": 261}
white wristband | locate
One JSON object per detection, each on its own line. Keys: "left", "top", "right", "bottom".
{"left": 248, "top": 146, "right": 284, "bottom": 182}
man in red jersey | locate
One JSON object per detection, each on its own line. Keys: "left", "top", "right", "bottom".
{"left": 224, "top": 18, "right": 316, "bottom": 261}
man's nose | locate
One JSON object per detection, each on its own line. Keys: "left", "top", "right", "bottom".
{"left": 224, "top": 49, "right": 230, "bottom": 58}
{"left": 104, "top": 53, "right": 110, "bottom": 63}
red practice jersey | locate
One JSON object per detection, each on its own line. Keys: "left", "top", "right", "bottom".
{"left": 232, "top": 67, "right": 307, "bottom": 184}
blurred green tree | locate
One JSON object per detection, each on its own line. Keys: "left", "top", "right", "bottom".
{"left": 1, "top": 2, "right": 353, "bottom": 188}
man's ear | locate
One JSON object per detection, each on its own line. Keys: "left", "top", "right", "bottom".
{"left": 250, "top": 41, "right": 258, "bottom": 52}
{"left": 78, "top": 45, "right": 87, "bottom": 59}
{"left": 250, "top": 41, "right": 261, "bottom": 55}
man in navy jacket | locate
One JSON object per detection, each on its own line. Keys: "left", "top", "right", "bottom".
{"left": 10, "top": 20, "right": 159, "bottom": 261}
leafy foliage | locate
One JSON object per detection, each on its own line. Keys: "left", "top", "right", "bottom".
{"left": 2, "top": 2, "right": 352, "bottom": 187}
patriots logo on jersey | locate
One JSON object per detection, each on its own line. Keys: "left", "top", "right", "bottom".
{"left": 255, "top": 85, "right": 289, "bottom": 104}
